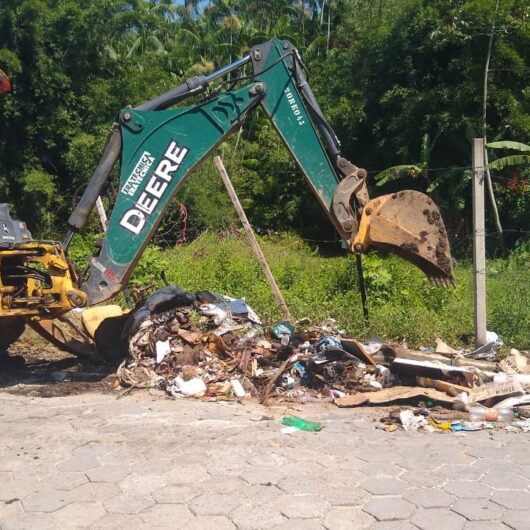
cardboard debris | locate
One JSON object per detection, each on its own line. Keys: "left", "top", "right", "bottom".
{"left": 494, "top": 373, "right": 530, "bottom": 390}
{"left": 341, "top": 338, "right": 377, "bottom": 367}
{"left": 500, "top": 357, "right": 521, "bottom": 375}
{"left": 334, "top": 386, "right": 456, "bottom": 407}
{"left": 499, "top": 350, "right": 530, "bottom": 375}
{"left": 435, "top": 338, "right": 459, "bottom": 355}
{"left": 469, "top": 380, "right": 525, "bottom": 403}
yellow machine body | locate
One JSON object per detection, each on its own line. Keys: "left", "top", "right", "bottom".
{"left": 0, "top": 242, "right": 86, "bottom": 318}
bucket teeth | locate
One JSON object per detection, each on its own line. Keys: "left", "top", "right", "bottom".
{"left": 429, "top": 276, "right": 455, "bottom": 288}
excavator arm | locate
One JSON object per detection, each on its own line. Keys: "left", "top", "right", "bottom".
{"left": 69, "top": 38, "right": 453, "bottom": 305}
{"left": 1, "top": 38, "right": 455, "bottom": 355}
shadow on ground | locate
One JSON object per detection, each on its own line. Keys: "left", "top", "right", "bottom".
{"left": 0, "top": 327, "right": 117, "bottom": 397}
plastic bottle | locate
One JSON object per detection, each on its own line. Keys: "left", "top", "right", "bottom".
{"left": 469, "top": 407, "right": 514, "bottom": 422}
{"left": 280, "top": 331, "right": 291, "bottom": 346}
{"left": 282, "top": 416, "right": 322, "bottom": 432}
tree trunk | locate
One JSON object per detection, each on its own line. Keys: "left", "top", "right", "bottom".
{"left": 482, "top": 0, "right": 503, "bottom": 241}
{"left": 326, "top": 4, "right": 331, "bottom": 54}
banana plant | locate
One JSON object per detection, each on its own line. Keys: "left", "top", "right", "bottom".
{"left": 486, "top": 141, "right": 530, "bottom": 171}
{"left": 374, "top": 132, "right": 439, "bottom": 187}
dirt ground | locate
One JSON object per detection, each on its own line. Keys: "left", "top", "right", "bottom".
{"left": 0, "top": 327, "right": 117, "bottom": 398}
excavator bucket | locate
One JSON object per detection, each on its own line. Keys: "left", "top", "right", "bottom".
{"left": 352, "top": 191, "right": 455, "bottom": 286}
{"left": 28, "top": 314, "right": 100, "bottom": 360}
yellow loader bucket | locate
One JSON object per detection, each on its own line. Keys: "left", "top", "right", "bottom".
{"left": 352, "top": 191, "right": 455, "bottom": 286}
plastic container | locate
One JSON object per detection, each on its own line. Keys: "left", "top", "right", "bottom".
{"left": 469, "top": 407, "right": 514, "bottom": 422}
{"left": 282, "top": 416, "right": 322, "bottom": 432}
{"left": 272, "top": 321, "right": 294, "bottom": 342}
{"left": 280, "top": 332, "right": 291, "bottom": 346}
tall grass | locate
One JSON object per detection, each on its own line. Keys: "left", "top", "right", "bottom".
{"left": 72, "top": 231, "right": 530, "bottom": 349}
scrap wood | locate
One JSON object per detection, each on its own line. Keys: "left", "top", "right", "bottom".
{"left": 435, "top": 338, "right": 460, "bottom": 356}
{"left": 334, "top": 386, "right": 456, "bottom": 408}
{"left": 260, "top": 358, "right": 291, "bottom": 406}
{"left": 391, "top": 358, "right": 473, "bottom": 380}
{"left": 383, "top": 345, "right": 497, "bottom": 372}
{"left": 453, "top": 357, "right": 498, "bottom": 371}
{"left": 207, "top": 333, "right": 233, "bottom": 357}
{"left": 417, "top": 377, "right": 470, "bottom": 396}
{"left": 378, "top": 345, "right": 453, "bottom": 365}
{"left": 341, "top": 338, "right": 377, "bottom": 367}
{"left": 238, "top": 346, "right": 251, "bottom": 374}
{"left": 432, "top": 379, "right": 470, "bottom": 396}
{"left": 215, "top": 156, "right": 292, "bottom": 321}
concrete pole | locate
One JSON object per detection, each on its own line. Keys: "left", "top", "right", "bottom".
{"left": 472, "top": 138, "right": 487, "bottom": 347}
{"left": 214, "top": 156, "right": 293, "bottom": 322}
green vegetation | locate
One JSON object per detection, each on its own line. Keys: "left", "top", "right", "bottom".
{"left": 2, "top": 1, "right": 530, "bottom": 347}
{"left": 1, "top": 0, "right": 530, "bottom": 248}
{"left": 71, "top": 232, "right": 529, "bottom": 349}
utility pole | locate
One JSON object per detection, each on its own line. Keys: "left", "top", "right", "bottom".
{"left": 472, "top": 138, "right": 487, "bottom": 347}
{"left": 214, "top": 156, "right": 293, "bottom": 322}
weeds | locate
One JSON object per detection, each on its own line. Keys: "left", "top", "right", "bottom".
{"left": 70, "top": 231, "right": 530, "bottom": 349}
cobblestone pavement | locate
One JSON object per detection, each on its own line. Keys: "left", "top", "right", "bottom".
{"left": 1, "top": 391, "right": 529, "bottom": 530}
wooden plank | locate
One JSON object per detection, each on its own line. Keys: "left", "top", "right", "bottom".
{"left": 95, "top": 195, "right": 108, "bottom": 232}
{"left": 214, "top": 156, "right": 292, "bottom": 322}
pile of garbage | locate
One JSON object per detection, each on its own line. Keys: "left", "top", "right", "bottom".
{"left": 115, "top": 285, "right": 530, "bottom": 431}
{"left": 115, "top": 285, "right": 375, "bottom": 403}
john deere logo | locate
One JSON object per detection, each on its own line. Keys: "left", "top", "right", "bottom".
{"left": 119, "top": 140, "right": 189, "bottom": 235}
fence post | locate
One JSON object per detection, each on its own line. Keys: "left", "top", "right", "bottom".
{"left": 472, "top": 138, "right": 487, "bottom": 347}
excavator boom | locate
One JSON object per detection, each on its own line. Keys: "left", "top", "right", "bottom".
{"left": 72, "top": 38, "right": 454, "bottom": 305}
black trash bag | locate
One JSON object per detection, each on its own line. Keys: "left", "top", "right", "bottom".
{"left": 122, "top": 285, "right": 199, "bottom": 340}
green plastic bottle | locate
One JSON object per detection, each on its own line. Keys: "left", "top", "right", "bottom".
{"left": 282, "top": 416, "right": 322, "bottom": 432}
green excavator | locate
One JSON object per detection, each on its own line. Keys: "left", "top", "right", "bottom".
{"left": 0, "top": 38, "right": 455, "bottom": 356}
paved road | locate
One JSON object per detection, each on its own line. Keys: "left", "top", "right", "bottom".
{"left": 0, "top": 391, "right": 529, "bottom": 530}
